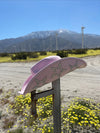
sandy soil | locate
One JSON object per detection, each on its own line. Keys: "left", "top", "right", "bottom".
{"left": 0, "top": 55, "right": 100, "bottom": 103}
{"left": 0, "top": 55, "right": 100, "bottom": 133}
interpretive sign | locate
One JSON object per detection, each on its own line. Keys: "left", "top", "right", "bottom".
{"left": 19, "top": 56, "right": 87, "bottom": 133}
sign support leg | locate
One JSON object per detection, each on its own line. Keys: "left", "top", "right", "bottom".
{"left": 31, "top": 90, "right": 37, "bottom": 118}
{"left": 52, "top": 78, "right": 61, "bottom": 133}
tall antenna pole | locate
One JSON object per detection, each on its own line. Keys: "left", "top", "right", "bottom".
{"left": 56, "top": 33, "right": 58, "bottom": 51}
{"left": 81, "top": 27, "right": 85, "bottom": 49}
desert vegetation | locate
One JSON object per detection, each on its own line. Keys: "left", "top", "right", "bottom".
{"left": 0, "top": 50, "right": 100, "bottom": 132}
{"left": 0, "top": 48, "right": 100, "bottom": 62}
{"left": 0, "top": 89, "right": 100, "bottom": 133}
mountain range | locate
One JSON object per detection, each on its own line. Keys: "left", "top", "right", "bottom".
{"left": 0, "top": 29, "right": 100, "bottom": 53}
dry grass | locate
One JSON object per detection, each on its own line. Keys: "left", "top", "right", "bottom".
{"left": 3, "top": 117, "right": 16, "bottom": 129}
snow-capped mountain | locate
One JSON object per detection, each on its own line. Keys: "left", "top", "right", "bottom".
{"left": 0, "top": 29, "right": 100, "bottom": 53}
{"left": 22, "top": 29, "right": 78, "bottom": 39}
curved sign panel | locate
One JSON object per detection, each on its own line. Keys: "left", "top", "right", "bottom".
{"left": 19, "top": 56, "right": 87, "bottom": 95}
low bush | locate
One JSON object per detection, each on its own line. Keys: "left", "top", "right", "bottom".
{"left": 11, "top": 53, "right": 27, "bottom": 60}
{"left": 11, "top": 52, "right": 39, "bottom": 60}
{"left": 52, "top": 50, "right": 57, "bottom": 53}
{"left": 0, "top": 53, "right": 9, "bottom": 57}
{"left": 3, "top": 117, "right": 16, "bottom": 129}
{"left": 0, "top": 98, "right": 10, "bottom": 105}
{"left": 62, "top": 97, "right": 100, "bottom": 132}
{"left": 73, "top": 49, "right": 88, "bottom": 54}
{"left": 8, "top": 94, "right": 100, "bottom": 132}
{"left": 93, "top": 47, "right": 100, "bottom": 50}
{"left": 40, "top": 51, "right": 47, "bottom": 55}
{"left": 27, "top": 52, "right": 39, "bottom": 58}
{"left": 56, "top": 50, "right": 68, "bottom": 58}
{"left": 67, "top": 50, "right": 73, "bottom": 54}
{"left": 9, "top": 128, "right": 23, "bottom": 133}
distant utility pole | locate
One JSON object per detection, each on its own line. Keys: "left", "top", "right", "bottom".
{"left": 50, "top": 36, "right": 52, "bottom": 51}
{"left": 56, "top": 33, "right": 58, "bottom": 50}
{"left": 81, "top": 26, "right": 85, "bottom": 49}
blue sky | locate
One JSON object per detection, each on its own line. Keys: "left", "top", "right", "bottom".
{"left": 0, "top": 0, "right": 100, "bottom": 40}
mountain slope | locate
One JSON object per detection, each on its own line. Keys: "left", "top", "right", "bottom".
{"left": 4, "top": 36, "right": 81, "bottom": 53}
{"left": 0, "top": 29, "right": 100, "bottom": 53}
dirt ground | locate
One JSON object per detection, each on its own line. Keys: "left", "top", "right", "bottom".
{"left": 0, "top": 55, "right": 100, "bottom": 103}
{"left": 0, "top": 55, "right": 100, "bottom": 133}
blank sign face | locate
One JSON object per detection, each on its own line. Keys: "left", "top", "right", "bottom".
{"left": 19, "top": 56, "right": 86, "bottom": 95}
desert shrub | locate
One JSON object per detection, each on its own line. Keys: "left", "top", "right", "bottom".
{"left": 0, "top": 53, "right": 9, "bottom": 57}
{"left": 67, "top": 50, "right": 73, "bottom": 54}
{"left": 9, "top": 94, "right": 100, "bottom": 132}
{"left": 9, "top": 94, "right": 53, "bottom": 118}
{"left": 29, "top": 52, "right": 39, "bottom": 58}
{"left": 9, "top": 94, "right": 31, "bottom": 115}
{"left": 0, "top": 98, "right": 10, "bottom": 105}
{"left": 25, "top": 52, "right": 38, "bottom": 58}
{"left": 9, "top": 128, "right": 23, "bottom": 133}
{"left": 57, "top": 50, "right": 68, "bottom": 57}
{"left": 3, "top": 117, "right": 16, "bottom": 129}
{"left": 62, "top": 97, "right": 100, "bottom": 132}
{"left": 52, "top": 50, "right": 57, "bottom": 53}
{"left": 93, "top": 47, "right": 100, "bottom": 50}
{"left": 73, "top": 49, "right": 88, "bottom": 54}
{"left": 40, "top": 51, "right": 47, "bottom": 55}
{"left": 9, "top": 94, "right": 53, "bottom": 132}
{"left": 11, "top": 55, "right": 16, "bottom": 60}
{"left": 11, "top": 53, "right": 27, "bottom": 60}
{"left": 37, "top": 95, "right": 53, "bottom": 118}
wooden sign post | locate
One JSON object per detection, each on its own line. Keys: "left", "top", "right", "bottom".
{"left": 19, "top": 56, "right": 87, "bottom": 133}
{"left": 30, "top": 78, "right": 61, "bottom": 132}
{"left": 52, "top": 78, "right": 61, "bottom": 133}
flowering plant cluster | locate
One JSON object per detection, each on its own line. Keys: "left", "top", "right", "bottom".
{"left": 62, "top": 97, "right": 100, "bottom": 132}
{"left": 8, "top": 94, "right": 100, "bottom": 133}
